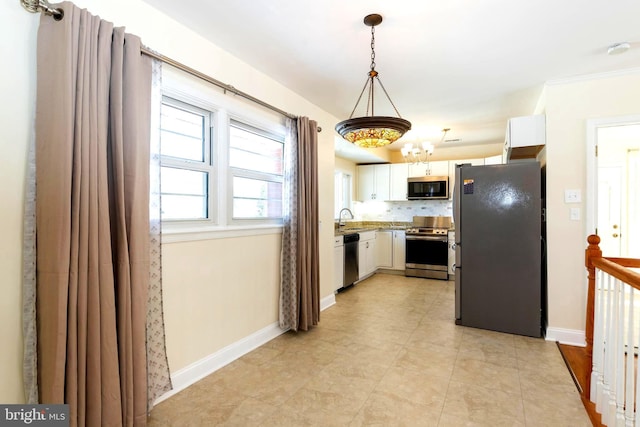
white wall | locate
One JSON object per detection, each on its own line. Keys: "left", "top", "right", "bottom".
{"left": 0, "top": 2, "right": 39, "bottom": 404}
{"left": 0, "top": 0, "right": 338, "bottom": 402}
{"left": 544, "top": 70, "right": 640, "bottom": 339}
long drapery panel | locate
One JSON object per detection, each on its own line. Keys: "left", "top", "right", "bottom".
{"left": 31, "top": 3, "right": 170, "bottom": 425}
{"left": 280, "top": 117, "right": 320, "bottom": 331}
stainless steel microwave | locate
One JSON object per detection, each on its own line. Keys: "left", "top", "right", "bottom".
{"left": 407, "top": 176, "right": 449, "bottom": 200}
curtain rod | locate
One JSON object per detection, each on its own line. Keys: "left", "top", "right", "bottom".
{"left": 141, "top": 48, "right": 321, "bottom": 132}
{"left": 20, "top": 0, "right": 322, "bottom": 132}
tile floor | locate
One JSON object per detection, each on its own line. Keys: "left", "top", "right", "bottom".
{"left": 148, "top": 273, "right": 590, "bottom": 426}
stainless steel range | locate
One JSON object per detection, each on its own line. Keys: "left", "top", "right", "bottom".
{"left": 405, "top": 216, "right": 452, "bottom": 280}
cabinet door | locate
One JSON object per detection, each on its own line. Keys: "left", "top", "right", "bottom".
{"left": 357, "top": 164, "right": 390, "bottom": 201}
{"left": 374, "top": 164, "right": 390, "bottom": 200}
{"left": 408, "top": 163, "right": 429, "bottom": 177}
{"left": 430, "top": 160, "right": 449, "bottom": 176}
{"left": 334, "top": 245, "right": 344, "bottom": 290}
{"left": 389, "top": 164, "right": 408, "bottom": 200}
{"left": 392, "top": 230, "right": 406, "bottom": 270}
{"left": 358, "top": 241, "right": 367, "bottom": 280}
{"left": 366, "top": 239, "right": 377, "bottom": 275}
{"left": 376, "top": 231, "right": 393, "bottom": 268}
{"left": 357, "top": 165, "right": 375, "bottom": 201}
{"left": 408, "top": 161, "right": 448, "bottom": 178}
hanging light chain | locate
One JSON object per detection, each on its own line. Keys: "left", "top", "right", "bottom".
{"left": 370, "top": 25, "right": 376, "bottom": 71}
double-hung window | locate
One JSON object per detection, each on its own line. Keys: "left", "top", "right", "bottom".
{"left": 228, "top": 120, "right": 284, "bottom": 223}
{"left": 159, "top": 76, "right": 286, "bottom": 233}
{"left": 160, "top": 97, "right": 214, "bottom": 222}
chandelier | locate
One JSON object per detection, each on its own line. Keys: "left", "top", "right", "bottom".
{"left": 401, "top": 141, "right": 435, "bottom": 165}
{"left": 335, "top": 14, "right": 411, "bottom": 148}
{"left": 400, "top": 128, "right": 450, "bottom": 174}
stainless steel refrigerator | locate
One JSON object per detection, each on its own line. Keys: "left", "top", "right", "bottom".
{"left": 454, "top": 162, "right": 544, "bottom": 337}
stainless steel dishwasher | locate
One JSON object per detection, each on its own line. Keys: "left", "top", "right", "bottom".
{"left": 343, "top": 233, "right": 360, "bottom": 287}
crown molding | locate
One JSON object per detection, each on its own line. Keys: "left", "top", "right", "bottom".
{"left": 545, "top": 67, "right": 640, "bottom": 86}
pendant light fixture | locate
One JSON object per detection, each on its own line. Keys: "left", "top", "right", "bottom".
{"left": 335, "top": 14, "right": 411, "bottom": 148}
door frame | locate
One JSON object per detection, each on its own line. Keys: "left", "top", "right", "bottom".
{"left": 586, "top": 115, "right": 640, "bottom": 238}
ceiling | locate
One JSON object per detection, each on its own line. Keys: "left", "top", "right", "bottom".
{"left": 143, "top": 0, "right": 640, "bottom": 163}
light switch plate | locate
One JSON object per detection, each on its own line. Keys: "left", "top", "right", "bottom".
{"left": 564, "top": 189, "right": 581, "bottom": 203}
{"left": 570, "top": 207, "right": 581, "bottom": 221}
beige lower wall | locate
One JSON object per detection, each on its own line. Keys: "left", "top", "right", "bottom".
{"left": 545, "top": 71, "right": 640, "bottom": 333}
{"left": 162, "top": 235, "right": 282, "bottom": 371}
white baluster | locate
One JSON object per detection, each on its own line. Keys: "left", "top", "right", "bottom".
{"left": 625, "top": 288, "right": 635, "bottom": 427}
{"left": 601, "top": 274, "right": 614, "bottom": 418}
{"left": 593, "top": 269, "right": 604, "bottom": 403}
{"left": 598, "top": 275, "right": 615, "bottom": 424}
{"left": 615, "top": 282, "right": 625, "bottom": 426}
{"left": 607, "top": 278, "right": 620, "bottom": 425}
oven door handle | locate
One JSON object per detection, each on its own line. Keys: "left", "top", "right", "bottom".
{"left": 406, "top": 235, "right": 448, "bottom": 242}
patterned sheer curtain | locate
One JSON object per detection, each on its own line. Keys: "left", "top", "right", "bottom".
{"left": 23, "top": 3, "right": 171, "bottom": 425}
{"left": 280, "top": 117, "right": 320, "bottom": 331}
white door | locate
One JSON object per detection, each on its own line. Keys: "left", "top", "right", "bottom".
{"left": 628, "top": 149, "right": 640, "bottom": 257}
{"left": 588, "top": 120, "right": 640, "bottom": 258}
{"left": 597, "top": 166, "right": 622, "bottom": 256}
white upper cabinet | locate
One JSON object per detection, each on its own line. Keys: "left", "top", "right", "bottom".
{"left": 389, "top": 163, "right": 408, "bottom": 201}
{"left": 503, "top": 114, "right": 545, "bottom": 162}
{"left": 408, "top": 160, "right": 449, "bottom": 177}
{"left": 357, "top": 164, "right": 390, "bottom": 201}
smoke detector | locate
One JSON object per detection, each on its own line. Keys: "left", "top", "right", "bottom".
{"left": 607, "top": 42, "right": 631, "bottom": 55}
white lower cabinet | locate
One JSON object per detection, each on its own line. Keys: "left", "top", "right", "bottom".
{"left": 392, "top": 230, "right": 406, "bottom": 270}
{"left": 333, "top": 236, "right": 344, "bottom": 291}
{"left": 375, "top": 231, "right": 393, "bottom": 268}
{"left": 358, "top": 231, "right": 377, "bottom": 280}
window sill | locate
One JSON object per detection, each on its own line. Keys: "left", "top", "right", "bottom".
{"left": 161, "top": 223, "right": 283, "bottom": 243}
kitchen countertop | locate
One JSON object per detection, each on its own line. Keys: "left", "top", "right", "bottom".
{"left": 334, "top": 221, "right": 409, "bottom": 236}
{"left": 334, "top": 221, "right": 455, "bottom": 236}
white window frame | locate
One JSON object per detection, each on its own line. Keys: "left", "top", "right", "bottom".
{"left": 227, "top": 118, "right": 285, "bottom": 226}
{"left": 334, "top": 170, "right": 353, "bottom": 219}
{"left": 159, "top": 66, "right": 287, "bottom": 241}
{"left": 160, "top": 96, "right": 216, "bottom": 226}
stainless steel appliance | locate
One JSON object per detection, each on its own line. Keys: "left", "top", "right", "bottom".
{"left": 454, "top": 162, "right": 544, "bottom": 337}
{"left": 407, "top": 176, "right": 449, "bottom": 200}
{"left": 343, "top": 233, "right": 360, "bottom": 287}
{"left": 405, "top": 216, "right": 452, "bottom": 280}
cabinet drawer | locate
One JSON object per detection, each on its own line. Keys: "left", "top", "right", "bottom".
{"left": 334, "top": 236, "right": 343, "bottom": 247}
{"left": 359, "top": 231, "right": 376, "bottom": 242}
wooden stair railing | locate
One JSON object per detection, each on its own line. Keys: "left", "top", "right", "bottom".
{"left": 573, "top": 235, "right": 640, "bottom": 426}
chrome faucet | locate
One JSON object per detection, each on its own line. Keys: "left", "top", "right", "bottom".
{"left": 338, "top": 208, "right": 354, "bottom": 227}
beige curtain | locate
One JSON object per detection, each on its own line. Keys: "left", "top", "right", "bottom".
{"left": 279, "top": 117, "right": 320, "bottom": 331}
{"left": 30, "top": 3, "right": 170, "bottom": 425}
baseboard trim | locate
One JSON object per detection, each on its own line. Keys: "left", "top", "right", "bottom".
{"left": 546, "top": 327, "right": 586, "bottom": 347}
{"left": 155, "top": 292, "right": 337, "bottom": 405}
{"left": 321, "top": 293, "right": 336, "bottom": 311}
{"left": 154, "top": 321, "right": 286, "bottom": 404}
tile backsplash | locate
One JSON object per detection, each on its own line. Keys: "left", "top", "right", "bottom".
{"left": 353, "top": 200, "right": 453, "bottom": 222}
